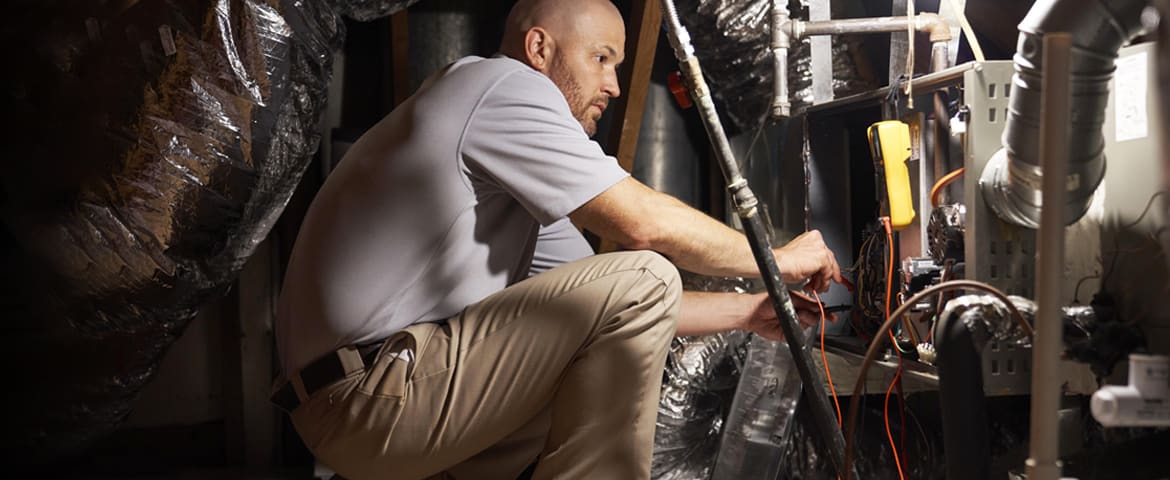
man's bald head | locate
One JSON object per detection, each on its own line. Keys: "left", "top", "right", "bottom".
{"left": 498, "top": 0, "right": 626, "bottom": 136}
{"left": 500, "top": 0, "right": 623, "bottom": 59}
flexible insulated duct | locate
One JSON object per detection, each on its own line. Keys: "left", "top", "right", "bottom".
{"left": 651, "top": 276, "right": 754, "bottom": 480}
{"left": 980, "top": 0, "right": 1147, "bottom": 228}
{"left": 933, "top": 294, "right": 1046, "bottom": 480}
{"left": 934, "top": 297, "right": 997, "bottom": 480}
{"left": 673, "top": 0, "right": 871, "bottom": 131}
{"left": 0, "top": 0, "right": 416, "bottom": 466}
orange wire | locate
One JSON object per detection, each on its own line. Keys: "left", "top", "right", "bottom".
{"left": 884, "top": 367, "right": 906, "bottom": 479}
{"left": 815, "top": 291, "right": 843, "bottom": 426}
{"left": 881, "top": 217, "right": 908, "bottom": 480}
{"left": 883, "top": 218, "right": 899, "bottom": 348}
{"left": 930, "top": 167, "right": 965, "bottom": 207}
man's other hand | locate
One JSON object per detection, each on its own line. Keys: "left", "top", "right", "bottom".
{"left": 741, "top": 290, "right": 837, "bottom": 342}
{"left": 772, "top": 230, "right": 842, "bottom": 292}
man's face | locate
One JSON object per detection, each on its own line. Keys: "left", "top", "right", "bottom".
{"left": 546, "top": 10, "right": 624, "bottom": 137}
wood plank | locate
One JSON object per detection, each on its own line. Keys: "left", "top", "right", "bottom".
{"left": 598, "top": 0, "right": 661, "bottom": 253}
{"left": 391, "top": 10, "right": 411, "bottom": 107}
{"left": 606, "top": 0, "right": 661, "bottom": 172}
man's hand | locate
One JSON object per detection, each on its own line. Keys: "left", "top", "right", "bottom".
{"left": 741, "top": 290, "right": 838, "bottom": 342}
{"left": 772, "top": 230, "right": 842, "bottom": 293}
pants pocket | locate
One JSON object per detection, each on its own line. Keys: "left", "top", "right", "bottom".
{"left": 359, "top": 334, "right": 414, "bottom": 398}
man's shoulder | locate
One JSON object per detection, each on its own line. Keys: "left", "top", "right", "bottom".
{"left": 445, "top": 56, "right": 558, "bottom": 100}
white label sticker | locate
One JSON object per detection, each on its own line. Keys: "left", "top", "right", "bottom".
{"left": 1115, "top": 51, "right": 1148, "bottom": 142}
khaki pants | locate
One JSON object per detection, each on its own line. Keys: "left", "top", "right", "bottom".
{"left": 289, "top": 251, "right": 682, "bottom": 480}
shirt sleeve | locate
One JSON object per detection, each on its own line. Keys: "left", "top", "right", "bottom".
{"left": 529, "top": 217, "right": 595, "bottom": 276}
{"left": 460, "top": 68, "right": 630, "bottom": 226}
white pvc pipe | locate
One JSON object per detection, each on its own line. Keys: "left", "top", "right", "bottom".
{"left": 1026, "top": 32, "right": 1072, "bottom": 480}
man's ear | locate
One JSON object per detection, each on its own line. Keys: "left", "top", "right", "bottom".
{"left": 524, "top": 27, "right": 555, "bottom": 72}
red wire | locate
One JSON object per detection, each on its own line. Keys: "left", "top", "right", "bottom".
{"left": 816, "top": 292, "right": 843, "bottom": 426}
{"left": 881, "top": 217, "right": 907, "bottom": 480}
{"left": 897, "top": 374, "right": 908, "bottom": 468}
{"left": 884, "top": 367, "right": 906, "bottom": 479}
{"left": 882, "top": 218, "right": 899, "bottom": 350}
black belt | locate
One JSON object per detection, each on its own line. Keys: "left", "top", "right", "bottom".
{"left": 271, "top": 343, "right": 383, "bottom": 412}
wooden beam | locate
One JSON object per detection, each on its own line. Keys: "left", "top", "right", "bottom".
{"left": 599, "top": 0, "right": 661, "bottom": 253}
{"left": 606, "top": 0, "right": 661, "bottom": 172}
{"left": 391, "top": 10, "right": 411, "bottom": 107}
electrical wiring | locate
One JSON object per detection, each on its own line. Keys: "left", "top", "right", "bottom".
{"left": 884, "top": 367, "right": 906, "bottom": 480}
{"left": 1073, "top": 272, "right": 1100, "bottom": 304}
{"left": 930, "top": 259, "right": 956, "bottom": 339}
{"left": 896, "top": 377, "right": 908, "bottom": 472}
{"left": 845, "top": 234, "right": 876, "bottom": 275}
{"left": 1101, "top": 189, "right": 1168, "bottom": 290}
{"left": 857, "top": 227, "right": 890, "bottom": 322}
{"left": 929, "top": 167, "right": 965, "bottom": 207}
{"left": 842, "top": 280, "right": 1034, "bottom": 480}
{"left": 882, "top": 218, "right": 913, "bottom": 355}
{"left": 881, "top": 216, "right": 908, "bottom": 480}
{"left": 896, "top": 291, "right": 922, "bottom": 347}
{"left": 816, "top": 291, "right": 843, "bottom": 427}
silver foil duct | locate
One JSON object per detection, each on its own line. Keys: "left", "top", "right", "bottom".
{"left": 328, "top": 0, "right": 422, "bottom": 21}
{"left": 651, "top": 275, "right": 755, "bottom": 480}
{"left": 939, "top": 295, "right": 1036, "bottom": 351}
{"left": 1, "top": 0, "right": 344, "bottom": 464}
{"left": 787, "top": 28, "right": 872, "bottom": 112}
{"left": 711, "top": 334, "right": 804, "bottom": 480}
{"left": 675, "top": 0, "right": 872, "bottom": 131}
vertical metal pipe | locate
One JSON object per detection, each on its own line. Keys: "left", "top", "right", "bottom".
{"left": 980, "top": 0, "right": 1147, "bottom": 229}
{"left": 931, "top": 40, "right": 950, "bottom": 73}
{"left": 406, "top": 0, "right": 480, "bottom": 91}
{"left": 660, "top": 1, "right": 856, "bottom": 477}
{"left": 772, "top": 0, "right": 791, "bottom": 118}
{"left": 1026, "top": 32, "right": 1072, "bottom": 480}
{"left": 809, "top": 0, "right": 834, "bottom": 104}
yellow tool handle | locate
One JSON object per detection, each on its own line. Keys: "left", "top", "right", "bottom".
{"left": 867, "top": 120, "right": 916, "bottom": 230}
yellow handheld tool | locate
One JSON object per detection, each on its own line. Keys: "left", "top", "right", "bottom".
{"left": 867, "top": 120, "right": 916, "bottom": 230}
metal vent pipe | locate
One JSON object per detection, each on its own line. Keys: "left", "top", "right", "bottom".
{"left": 979, "top": 0, "right": 1148, "bottom": 228}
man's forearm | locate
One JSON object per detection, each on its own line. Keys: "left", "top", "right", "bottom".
{"left": 640, "top": 189, "right": 763, "bottom": 277}
{"left": 568, "top": 178, "right": 799, "bottom": 280}
{"left": 676, "top": 291, "right": 752, "bottom": 337}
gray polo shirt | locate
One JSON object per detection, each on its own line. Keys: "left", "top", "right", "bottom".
{"left": 276, "top": 56, "right": 629, "bottom": 374}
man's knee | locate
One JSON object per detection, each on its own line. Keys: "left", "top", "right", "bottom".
{"left": 619, "top": 250, "right": 681, "bottom": 294}
{"left": 617, "top": 251, "right": 682, "bottom": 327}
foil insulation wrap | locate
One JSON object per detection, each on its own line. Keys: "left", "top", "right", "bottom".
{"left": 651, "top": 275, "right": 756, "bottom": 480}
{"left": 940, "top": 294, "right": 1035, "bottom": 351}
{"left": 786, "top": 27, "right": 873, "bottom": 112}
{"left": 329, "top": 0, "right": 422, "bottom": 21}
{"left": 1, "top": 0, "right": 345, "bottom": 463}
{"left": 675, "top": 0, "right": 873, "bottom": 131}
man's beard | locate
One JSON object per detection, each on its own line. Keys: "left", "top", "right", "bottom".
{"left": 549, "top": 58, "right": 600, "bottom": 137}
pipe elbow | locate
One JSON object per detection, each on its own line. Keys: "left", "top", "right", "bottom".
{"left": 917, "top": 12, "right": 952, "bottom": 43}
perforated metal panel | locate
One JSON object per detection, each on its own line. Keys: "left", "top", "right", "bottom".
{"left": 963, "top": 62, "right": 1036, "bottom": 395}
